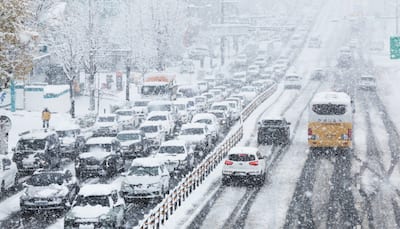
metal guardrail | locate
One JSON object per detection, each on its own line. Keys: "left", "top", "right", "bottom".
{"left": 136, "top": 82, "right": 278, "bottom": 229}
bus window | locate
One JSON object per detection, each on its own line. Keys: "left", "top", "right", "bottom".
{"left": 312, "top": 104, "right": 346, "bottom": 115}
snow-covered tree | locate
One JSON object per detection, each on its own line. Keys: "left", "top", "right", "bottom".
{"left": 0, "top": 0, "right": 36, "bottom": 89}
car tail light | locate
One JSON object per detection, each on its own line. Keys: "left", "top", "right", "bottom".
{"left": 225, "top": 160, "right": 233, "bottom": 165}
{"left": 249, "top": 161, "right": 259, "bottom": 166}
{"left": 308, "top": 128, "right": 312, "bottom": 136}
{"left": 348, "top": 129, "right": 352, "bottom": 139}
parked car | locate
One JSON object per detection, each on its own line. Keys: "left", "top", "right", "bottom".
{"left": 222, "top": 147, "right": 266, "bottom": 185}
{"left": 139, "top": 121, "right": 166, "bottom": 149}
{"left": 120, "top": 158, "right": 170, "bottom": 202}
{"left": 358, "top": 75, "right": 376, "bottom": 91}
{"left": 284, "top": 74, "right": 302, "bottom": 89}
{"left": 0, "top": 154, "right": 18, "bottom": 194}
{"left": 56, "top": 126, "right": 89, "bottom": 159}
{"left": 154, "top": 140, "right": 194, "bottom": 174}
{"left": 114, "top": 108, "right": 139, "bottom": 130}
{"left": 116, "top": 130, "right": 150, "bottom": 160}
{"left": 191, "top": 113, "right": 221, "bottom": 143}
{"left": 177, "top": 123, "right": 213, "bottom": 158}
{"left": 13, "top": 129, "right": 61, "bottom": 174}
{"left": 257, "top": 116, "right": 290, "bottom": 145}
{"left": 75, "top": 137, "right": 124, "bottom": 179}
{"left": 20, "top": 169, "right": 79, "bottom": 213}
{"left": 92, "top": 114, "right": 120, "bottom": 137}
{"left": 64, "top": 184, "right": 126, "bottom": 228}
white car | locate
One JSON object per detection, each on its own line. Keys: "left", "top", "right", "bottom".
{"left": 358, "top": 75, "right": 376, "bottom": 91}
{"left": 92, "top": 114, "right": 120, "bottom": 136}
{"left": 284, "top": 74, "right": 302, "bottom": 89}
{"left": 173, "top": 99, "right": 191, "bottom": 124}
{"left": 197, "top": 81, "right": 209, "bottom": 93}
{"left": 239, "top": 86, "right": 258, "bottom": 103}
{"left": 235, "top": 54, "right": 248, "bottom": 66}
{"left": 191, "top": 113, "right": 221, "bottom": 143}
{"left": 114, "top": 108, "right": 139, "bottom": 130}
{"left": 211, "top": 102, "right": 233, "bottom": 123}
{"left": 260, "top": 67, "right": 274, "bottom": 79}
{"left": 154, "top": 140, "right": 194, "bottom": 174}
{"left": 194, "top": 96, "right": 208, "bottom": 112}
{"left": 146, "top": 111, "right": 175, "bottom": 138}
{"left": 254, "top": 56, "right": 268, "bottom": 68}
{"left": 232, "top": 72, "right": 247, "bottom": 87}
{"left": 0, "top": 154, "right": 18, "bottom": 193}
{"left": 120, "top": 158, "right": 170, "bottom": 202}
{"left": 209, "top": 89, "right": 224, "bottom": 102}
{"left": 247, "top": 64, "right": 260, "bottom": 78}
{"left": 222, "top": 147, "right": 266, "bottom": 185}
{"left": 131, "top": 99, "right": 150, "bottom": 122}
{"left": 225, "top": 100, "right": 241, "bottom": 121}
{"left": 177, "top": 123, "right": 213, "bottom": 158}
{"left": 140, "top": 121, "right": 166, "bottom": 149}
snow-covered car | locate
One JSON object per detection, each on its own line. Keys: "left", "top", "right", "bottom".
{"left": 239, "top": 86, "right": 258, "bottom": 104}
{"left": 284, "top": 74, "right": 302, "bottom": 89}
{"left": 260, "top": 67, "right": 274, "bottom": 79}
{"left": 173, "top": 99, "right": 191, "bottom": 124}
{"left": 56, "top": 126, "right": 88, "bottom": 159}
{"left": 254, "top": 56, "right": 268, "bottom": 68}
{"left": 177, "top": 85, "right": 199, "bottom": 98}
{"left": 208, "top": 89, "right": 225, "bottom": 102}
{"left": 177, "top": 123, "right": 213, "bottom": 158}
{"left": 20, "top": 169, "right": 79, "bottom": 213}
{"left": 154, "top": 140, "right": 194, "bottom": 174}
{"left": 222, "top": 147, "right": 266, "bottom": 185}
{"left": 139, "top": 121, "right": 166, "bottom": 149}
{"left": 131, "top": 99, "right": 150, "bottom": 122}
{"left": 146, "top": 111, "right": 176, "bottom": 139}
{"left": 147, "top": 100, "right": 178, "bottom": 123}
{"left": 120, "top": 158, "right": 170, "bottom": 202}
{"left": 180, "top": 60, "right": 195, "bottom": 73}
{"left": 225, "top": 100, "right": 241, "bottom": 121}
{"left": 201, "top": 92, "right": 216, "bottom": 106}
{"left": 64, "top": 184, "right": 125, "bottom": 229}
{"left": 358, "top": 75, "right": 376, "bottom": 91}
{"left": 232, "top": 72, "right": 247, "bottom": 88}
{"left": 197, "top": 81, "right": 209, "bottom": 93}
{"left": 191, "top": 113, "right": 221, "bottom": 143}
{"left": 116, "top": 130, "right": 150, "bottom": 159}
{"left": 210, "top": 102, "right": 233, "bottom": 124}
{"left": 92, "top": 114, "right": 120, "bottom": 137}
{"left": 213, "top": 86, "right": 230, "bottom": 99}
{"left": 13, "top": 129, "right": 61, "bottom": 174}
{"left": 114, "top": 108, "right": 139, "bottom": 130}
{"left": 234, "top": 54, "right": 248, "bottom": 66}
{"left": 209, "top": 110, "right": 230, "bottom": 131}
{"left": 75, "top": 137, "right": 124, "bottom": 179}
{"left": 0, "top": 154, "right": 18, "bottom": 193}
{"left": 194, "top": 96, "right": 208, "bottom": 112}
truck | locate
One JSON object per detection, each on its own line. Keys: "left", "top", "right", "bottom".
{"left": 141, "top": 73, "right": 177, "bottom": 100}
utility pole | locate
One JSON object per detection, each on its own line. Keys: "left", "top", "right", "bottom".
{"left": 88, "top": 0, "right": 96, "bottom": 111}
{"left": 220, "top": 0, "right": 225, "bottom": 66}
{"left": 126, "top": 57, "right": 131, "bottom": 102}
{"left": 397, "top": 0, "right": 399, "bottom": 34}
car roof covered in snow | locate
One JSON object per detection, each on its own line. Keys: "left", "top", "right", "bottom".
{"left": 311, "top": 91, "right": 351, "bottom": 105}
{"left": 161, "top": 140, "right": 186, "bottom": 147}
{"left": 140, "top": 121, "right": 162, "bottom": 128}
{"left": 192, "top": 113, "right": 217, "bottom": 121}
{"left": 79, "top": 184, "right": 116, "bottom": 196}
{"left": 86, "top": 137, "right": 115, "bottom": 145}
{"left": 130, "top": 157, "right": 164, "bottom": 167}
{"left": 228, "top": 147, "right": 259, "bottom": 155}
{"left": 19, "top": 129, "right": 56, "bottom": 140}
{"left": 147, "top": 111, "right": 170, "bottom": 117}
{"left": 79, "top": 151, "right": 114, "bottom": 160}
{"left": 117, "top": 130, "right": 142, "bottom": 135}
{"left": 181, "top": 123, "right": 207, "bottom": 129}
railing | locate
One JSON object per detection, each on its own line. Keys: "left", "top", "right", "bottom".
{"left": 135, "top": 82, "right": 277, "bottom": 229}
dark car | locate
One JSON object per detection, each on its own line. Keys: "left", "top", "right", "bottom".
{"left": 20, "top": 169, "right": 79, "bottom": 214}
{"left": 56, "top": 126, "right": 89, "bottom": 159}
{"left": 75, "top": 137, "right": 124, "bottom": 179}
{"left": 257, "top": 116, "right": 291, "bottom": 145}
{"left": 115, "top": 130, "right": 150, "bottom": 159}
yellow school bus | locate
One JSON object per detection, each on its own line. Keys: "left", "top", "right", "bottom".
{"left": 308, "top": 92, "right": 353, "bottom": 150}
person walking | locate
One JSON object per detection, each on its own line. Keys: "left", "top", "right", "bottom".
{"left": 42, "top": 108, "right": 51, "bottom": 128}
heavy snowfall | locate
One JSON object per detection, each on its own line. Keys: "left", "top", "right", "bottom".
{"left": 0, "top": 0, "right": 400, "bottom": 228}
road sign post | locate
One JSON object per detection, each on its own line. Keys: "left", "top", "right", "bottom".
{"left": 390, "top": 36, "right": 400, "bottom": 59}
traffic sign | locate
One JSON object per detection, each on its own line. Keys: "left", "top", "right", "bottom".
{"left": 390, "top": 36, "right": 400, "bottom": 59}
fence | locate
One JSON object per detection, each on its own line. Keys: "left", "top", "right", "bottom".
{"left": 136, "top": 82, "right": 277, "bottom": 229}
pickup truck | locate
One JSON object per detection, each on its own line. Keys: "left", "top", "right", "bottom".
{"left": 257, "top": 116, "right": 290, "bottom": 145}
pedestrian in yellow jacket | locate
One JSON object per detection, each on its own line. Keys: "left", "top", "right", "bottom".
{"left": 42, "top": 108, "right": 51, "bottom": 128}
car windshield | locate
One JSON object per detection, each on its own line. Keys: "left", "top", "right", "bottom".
{"left": 98, "top": 116, "right": 115, "bottom": 122}
{"left": 229, "top": 154, "right": 256, "bottom": 162}
{"left": 75, "top": 195, "right": 110, "bottom": 207}
{"left": 148, "top": 115, "right": 167, "bottom": 121}
{"left": 117, "top": 133, "right": 140, "bottom": 141}
{"left": 134, "top": 101, "right": 148, "bottom": 107}
{"left": 84, "top": 144, "right": 112, "bottom": 152}
{"left": 140, "top": 126, "right": 158, "bottom": 133}
{"left": 56, "top": 130, "right": 78, "bottom": 138}
{"left": 241, "top": 87, "right": 255, "bottom": 92}
{"left": 181, "top": 128, "right": 204, "bottom": 135}
{"left": 159, "top": 146, "right": 185, "bottom": 154}
{"left": 286, "top": 76, "right": 299, "bottom": 81}
{"left": 128, "top": 166, "right": 159, "bottom": 176}
{"left": 175, "top": 104, "right": 186, "bottom": 110}
{"left": 261, "top": 120, "right": 283, "bottom": 125}
{"left": 195, "top": 119, "right": 212, "bottom": 125}
{"left": 148, "top": 104, "right": 172, "bottom": 112}
{"left": 27, "top": 173, "right": 64, "bottom": 186}
{"left": 116, "top": 111, "right": 133, "bottom": 116}
{"left": 17, "top": 139, "right": 46, "bottom": 150}
{"left": 212, "top": 105, "right": 227, "bottom": 110}
{"left": 361, "top": 77, "right": 375, "bottom": 82}
{"left": 211, "top": 112, "right": 223, "bottom": 118}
